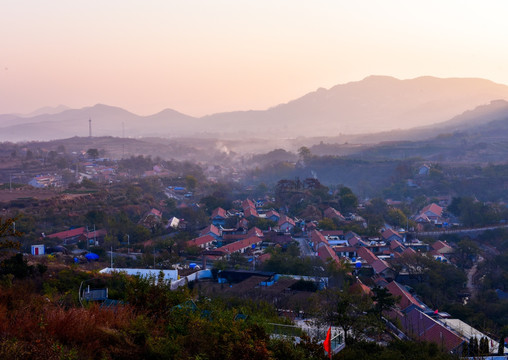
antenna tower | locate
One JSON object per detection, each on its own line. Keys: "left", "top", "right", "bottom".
{"left": 89, "top": 118, "right": 92, "bottom": 138}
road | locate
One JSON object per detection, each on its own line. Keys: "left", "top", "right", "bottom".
{"left": 294, "top": 236, "right": 314, "bottom": 257}
{"left": 411, "top": 223, "right": 508, "bottom": 238}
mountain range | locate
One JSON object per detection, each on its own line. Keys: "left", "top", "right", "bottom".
{"left": 2, "top": 76, "right": 508, "bottom": 142}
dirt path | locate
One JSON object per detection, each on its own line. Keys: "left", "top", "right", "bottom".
{"left": 466, "top": 255, "right": 484, "bottom": 299}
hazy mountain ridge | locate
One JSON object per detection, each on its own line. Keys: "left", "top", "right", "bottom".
{"left": 2, "top": 76, "right": 508, "bottom": 142}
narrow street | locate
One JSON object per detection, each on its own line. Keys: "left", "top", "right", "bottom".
{"left": 294, "top": 236, "right": 314, "bottom": 257}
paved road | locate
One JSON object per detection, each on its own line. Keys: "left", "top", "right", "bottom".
{"left": 411, "top": 223, "right": 508, "bottom": 237}
{"left": 294, "top": 236, "right": 314, "bottom": 257}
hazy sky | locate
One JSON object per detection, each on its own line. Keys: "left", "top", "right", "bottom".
{"left": 1, "top": 1, "right": 508, "bottom": 116}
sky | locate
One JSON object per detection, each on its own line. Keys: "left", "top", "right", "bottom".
{"left": 1, "top": 0, "right": 508, "bottom": 117}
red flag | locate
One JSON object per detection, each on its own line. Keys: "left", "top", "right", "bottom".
{"left": 434, "top": 309, "right": 439, "bottom": 314}
{"left": 323, "top": 326, "right": 332, "bottom": 358}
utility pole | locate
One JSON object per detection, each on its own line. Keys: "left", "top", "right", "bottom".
{"left": 110, "top": 246, "right": 113, "bottom": 269}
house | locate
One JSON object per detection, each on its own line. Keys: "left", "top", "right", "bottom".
{"left": 419, "top": 203, "right": 443, "bottom": 222}
{"left": 199, "top": 224, "right": 221, "bottom": 240}
{"left": 381, "top": 228, "right": 403, "bottom": 243}
{"left": 211, "top": 207, "right": 227, "bottom": 227}
{"left": 393, "top": 308, "right": 465, "bottom": 353}
{"left": 357, "top": 247, "right": 395, "bottom": 280}
{"left": 45, "top": 227, "right": 86, "bottom": 244}
{"left": 141, "top": 208, "right": 163, "bottom": 229}
{"left": 187, "top": 235, "right": 216, "bottom": 249}
{"left": 167, "top": 217, "right": 180, "bottom": 229}
{"left": 350, "top": 278, "right": 373, "bottom": 297}
{"left": 334, "top": 245, "right": 357, "bottom": 259}
{"left": 323, "top": 207, "right": 346, "bottom": 222}
{"left": 278, "top": 215, "right": 295, "bottom": 232}
{"left": 265, "top": 210, "right": 280, "bottom": 223}
{"left": 244, "top": 207, "right": 259, "bottom": 219}
{"left": 216, "top": 236, "right": 263, "bottom": 255}
{"left": 418, "top": 164, "right": 431, "bottom": 176}
{"left": 79, "top": 229, "right": 108, "bottom": 245}
{"left": 310, "top": 230, "right": 329, "bottom": 251}
{"left": 317, "top": 243, "right": 341, "bottom": 266}
{"left": 389, "top": 239, "right": 406, "bottom": 253}
{"left": 385, "top": 281, "right": 423, "bottom": 311}
{"left": 29, "top": 174, "right": 61, "bottom": 188}
{"left": 31, "top": 244, "right": 45, "bottom": 255}
{"left": 431, "top": 241, "right": 454, "bottom": 255}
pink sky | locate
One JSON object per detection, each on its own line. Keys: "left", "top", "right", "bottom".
{"left": 1, "top": 1, "right": 508, "bottom": 116}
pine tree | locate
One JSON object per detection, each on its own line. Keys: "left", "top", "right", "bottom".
{"left": 470, "top": 336, "right": 479, "bottom": 356}
{"left": 479, "top": 336, "right": 489, "bottom": 355}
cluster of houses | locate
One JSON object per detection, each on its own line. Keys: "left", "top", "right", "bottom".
{"left": 40, "top": 226, "right": 108, "bottom": 249}
{"left": 180, "top": 197, "right": 505, "bottom": 354}
{"left": 308, "top": 225, "right": 503, "bottom": 354}
{"left": 28, "top": 174, "right": 63, "bottom": 188}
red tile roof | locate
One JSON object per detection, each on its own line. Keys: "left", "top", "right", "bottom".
{"left": 386, "top": 281, "right": 422, "bottom": 310}
{"left": 266, "top": 210, "right": 280, "bottom": 219}
{"left": 187, "top": 234, "right": 216, "bottom": 248}
{"left": 216, "top": 236, "right": 262, "bottom": 254}
{"left": 278, "top": 215, "right": 295, "bottom": 227}
{"left": 244, "top": 207, "right": 259, "bottom": 218}
{"left": 199, "top": 224, "right": 221, "bottom": 237}
{"left": 357, "top": 246, "right": 378, "bottom": 265}
{"left": 317, "top": 243, "right": 341, "bottom": 265}
{"left": 323, "top": 207, "right": 345, "bottom": 220}
{"left": 395, "top": 308, "right": 464, "bottom": 352}
{"left": 46, "top": 227, "right": 85, "bottom": 239}
{"left": 382, "top": 228, "right": 402, "bottom": 240}
{"left": 431, "top": 241, "right": 453, "bottom": 253}
{"left": 149, "top": 208, "right": 162, "bottom": 217}
{"left": 211, "top": 207, "right": 227, "bottom": 219}
{"left": 350, "top": 279, "right": 373, "bottom": 296}
{"left": 421, "top": 203, "right": 443, "bottom": 217}
{"left": 257, "top": 253, "right": 272, "bottom": 263}
{"left": 247, "top": 227, "right": 263, "bottom": 237}
{"left": 310, "top": 230, "right": 329, "bottom": 250}
{"left": 372, "top": 259, "right": 390, "bottom": 274}
{"left": 390, "top": 239, "right": 405, "bottom": 251}
{"left": 242, "top": 199, "right": 256, "bottom": 210}
{"left": 348, "top": 236, "right": 365, "bottom": 247}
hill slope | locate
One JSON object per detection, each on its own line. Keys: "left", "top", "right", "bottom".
{"left": 2, "top": 76, "right": 508, "bottom": 141}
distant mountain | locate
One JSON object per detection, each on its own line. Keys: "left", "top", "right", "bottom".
{"left": 19, "top": 105, "right": 70, "bottom": 117}
{"left": 203, "top": 76, "right": 508, "bottom": 137}
{"left": 0, "top": 104, "right": 197, "bottom": 142}
{"left": 2, "top": 76, "right": 508, "bottom": 142}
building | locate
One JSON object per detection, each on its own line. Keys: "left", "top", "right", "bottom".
{"left": 31, "top": 244, "right": 45, "bottom": 255}
{"left": 211, "top": 207, "right": 228, "bottom": 227}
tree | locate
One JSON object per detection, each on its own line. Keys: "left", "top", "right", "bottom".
{"left": 86, "top": 148, "right": 99, "bottom": 160}
{"left": 0, "top": 217, "right": 21, "bottom": 251}
{"left": 315, "top": 289, "right": 374, "bottom": 345}
{"left": 371, "top": 286, "right": 397, "bottom": 319}
{"left": 479, "top": 336, "right": 489, "bottom": 355}
{"left": 298, "top": 146, "right": 311, "bottom": 160}
{"left": 318, "top": 218, "right": 337, "bottom": 230}
{"left": 185, "top": 175, "right": 197, "bottom": 191}
{"left": 498, "top": 335, "right": 505, "bottom": 355}
{"left": 340, "top": 193, "right": 358, "bottom": 214}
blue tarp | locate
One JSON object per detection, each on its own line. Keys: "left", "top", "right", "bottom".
{"left": 85, "top": 253, "right": 100, "bottom": 261}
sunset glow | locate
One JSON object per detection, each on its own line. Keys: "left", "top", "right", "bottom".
{"left": 1, "top": 0, "right": 508, "bottom": 116}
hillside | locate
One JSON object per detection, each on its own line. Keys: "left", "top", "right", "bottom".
{"left": 2, "top": 76, "right": 508, "bottom": 141}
